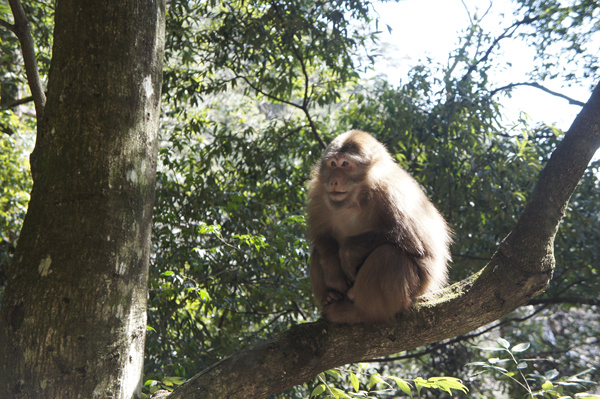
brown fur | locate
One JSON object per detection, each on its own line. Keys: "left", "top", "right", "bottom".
{"left": 307, "top": 130, "right": 452, "bottom": 323}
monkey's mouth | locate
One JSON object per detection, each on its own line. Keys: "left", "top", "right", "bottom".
{"left": 329, "top": 191, "right": 348, "bottom": 201}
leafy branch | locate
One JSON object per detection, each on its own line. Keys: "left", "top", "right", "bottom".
{"left": 310, "top": 366, "right": 468, "bottom": 399}
{"left": 460, "top": 14, "right": 540, "bottom": 84}
{"left": 469, "top": 338, "right": 599, "bottom": 398}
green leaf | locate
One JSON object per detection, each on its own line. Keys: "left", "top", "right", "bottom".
{"left": 517, "top": 362, "right": 528, "bottom": 370}
{"left": 545, "top": 369, "right": 559, "bottom": 380}
{"left": 427, "top": 377, "right": 469, "bottom": 394}
{"left": 466, "top": 361, "right": 488, "bottom": 367}
{"left": 542, "top": 380, "right": 554, "bottom": 391}
{"left": 329, "top": 387, "right": 349, "bottom": 398}
{"left": 350, "top": 373, "right": 360, "bottom": 393}
{"left": 162, "top": 376, "right": 184, "bottom": 386}
{"left": 512, "top": 342, "right": 530, "bottom": 352}
{"left": 389, "top": 376, "right": 413, "bottom": 397}
{"left": 414, "top": 377, "right": 426, "bottom": 397}
{"left": 475, "top": 345, "right": 506, "bottom": 351}
{"left": 310, "top": 384, "right": 326, "bottom": 397}
{"left": 197, "top": 288, "right": 211, "bottom": 301}
{"left": 485, "top": 365, "right": 509, "bottom": 374}
{"left": 497, "top": 338, "right": 510, "bottom": 349}
{"left": 367, "top": 373, "right": 386, "bottom": 390}
{"left": 325, "top": 369, "right": 341, "bottom": 379}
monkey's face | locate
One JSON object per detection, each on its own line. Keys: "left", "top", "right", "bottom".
{"left": 320, "top": 153, "right": 366, "bottom": 206}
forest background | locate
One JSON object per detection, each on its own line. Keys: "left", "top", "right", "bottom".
{"left": 0, "top": 0, "right": 599, "bottom": 398}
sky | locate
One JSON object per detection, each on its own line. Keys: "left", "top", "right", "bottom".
{"left": 369, "top": 0, "right": 592, "bottom": 133}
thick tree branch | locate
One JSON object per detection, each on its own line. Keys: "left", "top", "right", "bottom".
{"left": 491, "top": 82, "right": 586, "bottom": 106}
{"left": 7, "top": 0, "right": 46, "bottom": 120}
{"left": 164, "top": 82, "right": 600, "bottom": 399}
{"left": 364, "top": 303, "right": 548, "bottom": 363}
{"left": 500, "top": 81, "right": 600, "bottom": 267}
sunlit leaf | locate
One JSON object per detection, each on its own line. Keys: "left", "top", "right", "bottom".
{"left": 512, "top": 343, "right": 530, "bottom": 352}
{"left": 310, "top": 384, "right": 326, "bottom": 397}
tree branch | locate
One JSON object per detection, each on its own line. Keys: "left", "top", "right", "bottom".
{"left": 529, "top": 297, "right": 600, "bottom": 306}
{"left": 0, "top": 95, "right": 34, "bottom": 110}
{"left": 164, "top": 81, "right": 600, "bottom": 399}
{"left": 236, "top": 73, "right": 326, "bottom": 149}
{"left": 460, "top": 15, "right": 538, "bottom": 84}
{"left": 363, "top": 303, "right": 549, "bottom": 363}
{"left": 0, "top": 17, "right": 16, "bottom": 33}
{"left": 7, "top": 0, "right": 46, "bottom": 120}
{"left": 499, "top": 81, "right": 600, "bottom": 266}
{"left": 270, "top": 2, "right": 326, "bottom": 149}
{"left": 490, "top": 82, "right": 586, "bottom": 106}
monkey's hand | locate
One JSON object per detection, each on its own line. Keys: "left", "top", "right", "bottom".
{"left": 320, "top": 253, "right": 351, "bottom": 294}
{"left": 323, "top": 289, "right": 347, "bottom": 306}
{"left": 340, "top": 232, "right": 395, "bottom": 279}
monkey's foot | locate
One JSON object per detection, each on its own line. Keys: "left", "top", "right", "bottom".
{"left": 322, "top": 299, "right": 362, "bottom": 324}
{"left": 346, "top": 287, "right": 355, "bottom": 301}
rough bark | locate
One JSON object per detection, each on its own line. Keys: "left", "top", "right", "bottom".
{"left": 166, "top": 82, "right": 600, "bottom": 399}
{"left": 0, "top": 1, "right": 166, "bottom": 398}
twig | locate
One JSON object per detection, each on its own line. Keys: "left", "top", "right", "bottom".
{"left": 460, "top": 0, "right": 474, "bottom": 26}
{"left": 460, "top": 15, "right": 538, "bottom": 84}
{"left": 7, "top": 0, "right": 46, "bottom": 120}
{"left": 490, "top": 82, "right": 585, "bottom": 106}
{"left": 529, "top": 296, "right": 600, "bottom": 306}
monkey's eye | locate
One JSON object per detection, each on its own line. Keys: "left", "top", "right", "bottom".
{"left": 330, "top": 160, "right": 337, "bottom": 167}
{"left": 341, "top": 160, "right": 349, "bottom": 167}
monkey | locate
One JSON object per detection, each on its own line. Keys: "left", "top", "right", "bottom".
{"left": 307, "top": 130, "right": 452, "bottom": 323}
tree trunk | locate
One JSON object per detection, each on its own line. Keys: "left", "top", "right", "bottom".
{"left": 0, "top": 1, "right": 166, "bottom": 398}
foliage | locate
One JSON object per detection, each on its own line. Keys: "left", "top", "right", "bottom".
{"left": 1, "top": 0, "right": 599, "bottom": 397}
{"left": 163, "top": 0, "right": 378, "bottom": 144}
{"left": 147, "top": 116, "right": 317, "bottom": 379}
{"left": 309, "top": 365, "right": 467, "bottom": 398}
{"left": 469, "top": 337, "right": 599, "bottom": 398}
{"left": 515, "top": 0, "right": 599, "bottom": 85}
{"left": 132, "top": 0, "right": 600, "bottom": 395}
{"left": 0, "top": 118, "right": 33, "bottom": 300}
{"left": 144, "top": 375, "right": 185, "bottom": 396}
{"left": 146, "top": 0, "right": 381, "bottom": 383}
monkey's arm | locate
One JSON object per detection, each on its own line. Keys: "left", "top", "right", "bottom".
{"left": 310, "top": 237, "right": 349, "bottom": 305}
{"left": 340, "top": 229, "right": 425, "bottom": 280}
{"left": 339, "top": 232, "right": 390, "bottom": 280}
